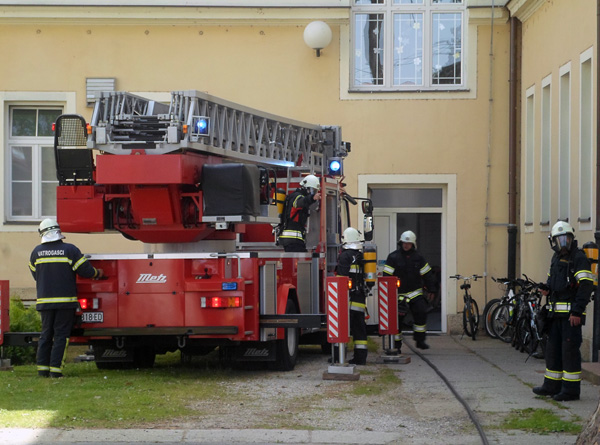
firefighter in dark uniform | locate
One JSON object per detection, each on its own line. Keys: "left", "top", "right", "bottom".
{"left": 533, "top": 221, "right": 594, "bottom": 401}
{"left": 383, "top": 230, "right": 437, "bottom": 351}
{"left": 336, "top": 227, "right": 368, "bottom": 365}
{"left": 29, "top": 219, "right": 103, "bottom": 378}
{"left": 279, "top": 174, "right": 321, "bottom": 252}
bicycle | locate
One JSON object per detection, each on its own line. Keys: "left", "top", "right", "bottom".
{"left": 486, "top": 276, "right": 519, "bottom": 340}
{"left": 450, "top": 274, "right": 483, "bottom": 340}
{"left": 489, "top": 277, "right": 525, "bottom": 343}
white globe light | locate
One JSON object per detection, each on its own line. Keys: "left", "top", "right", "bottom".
{"left": 303, "top": 21, "right": 333, "bottom": 54}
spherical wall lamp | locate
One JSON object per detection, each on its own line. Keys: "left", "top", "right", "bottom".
{"left": 303, "top": 21, "right": 332, "bottom": 57}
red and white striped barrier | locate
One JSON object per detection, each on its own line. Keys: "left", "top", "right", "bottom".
{"left": 326, "top": 276, "right": 350, "bottom": 344}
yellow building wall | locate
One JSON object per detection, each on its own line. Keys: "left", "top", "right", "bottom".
{"left": 0, "top": 6, "right": 512, "bottom": 330}
{"left": 515, "top": 0, "right": 597, "bottom": 357}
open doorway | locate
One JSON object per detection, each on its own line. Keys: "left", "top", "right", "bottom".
{"left": 396, "top": 213, "right": 442, "bottom": 331}
{"left": 368, "top": 186, "right": 445, "bottom": 333}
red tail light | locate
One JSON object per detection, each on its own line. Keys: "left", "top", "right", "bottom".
{"left": 208, "top": 297, "right": 241, "bottom": 308}
{"left": 78, "top": 298, "right": 88, "bottom": 310}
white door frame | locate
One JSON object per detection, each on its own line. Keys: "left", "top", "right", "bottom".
{"left": 358, "top": 174, "right": 458, "bottom": 333}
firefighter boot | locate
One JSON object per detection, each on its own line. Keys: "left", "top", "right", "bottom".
{"left": 533, "top": 386, "right": 560, "bottom": 397}
{"left": 414, "top": 331, "right": 429, "bottom": 350}
{"left": 349, "top": 348, "right": 368, "bottom": 366}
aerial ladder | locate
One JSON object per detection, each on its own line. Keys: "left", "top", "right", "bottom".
{"left": 45, "top": 90, "right": 372, "bottom": 371}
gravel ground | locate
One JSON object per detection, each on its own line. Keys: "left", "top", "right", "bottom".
{"left": 161, "top": 347, "right": 476, "bottom": 441}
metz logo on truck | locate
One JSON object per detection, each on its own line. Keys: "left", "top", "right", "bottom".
{"left": 136, "top": 273, "right": 167, "bottom": 284}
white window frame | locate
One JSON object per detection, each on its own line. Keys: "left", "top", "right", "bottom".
{"left": 524, "top": 86, "right": 535, "bottom": 233}
{"left": 540, "top": 75, "right": 552, "bottom": 230}
{"left": 350, "top": 0, "right": 466, "bottom": 92}
{"left": 579, "top": 48, "right": 593, "bottom": 232}
{"left": 1, "top": 92, "right": 75, "bottom": 227}
{"left": 558, "top": 62, "right": 571, "bottom": 223}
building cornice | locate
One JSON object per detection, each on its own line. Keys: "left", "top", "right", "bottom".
{"left": 0, "top": 0, "right": 349, "bottom": 6}
{"left": 506, "top": 0, "right": 546, "bottom": 22}
{"left": 468, "top": 6, "right": 510, "bottom": 25}
{"left": 0, "top": 5, "right": 350, "bottom": 25}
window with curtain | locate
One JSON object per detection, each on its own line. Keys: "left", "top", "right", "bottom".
{"left": 352, "top": 0, "right": 465, "bottom": 91}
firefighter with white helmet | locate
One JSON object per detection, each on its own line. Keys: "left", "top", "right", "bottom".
{"left": 29, "top": 218, "right": 104, "bottom": 378}
{"left": 335, "top": 227, "right": 368, "bottom": 365}
{"left": 278, "top": 174, "right": 321, "bottom": 252}
{"left": 533, "top": 221, "right": 594, "bottom": 401}
{"left": 383, "top": 230, "right": 437, "bottom": 351}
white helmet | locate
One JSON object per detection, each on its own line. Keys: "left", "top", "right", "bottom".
{"left": 399, "top": 230, "right": 417, "bottom": 247}
{"left": 38, "top": 218, "right": 65, "bottom": 244}
{"left": 549, "top": 221, "right": 574, "bottom": 252}
{"left": 300, "top": 174, "right": 320, "bottom": 191}
{"left": 342, "top": 227, "right": 363, "bottom": 250}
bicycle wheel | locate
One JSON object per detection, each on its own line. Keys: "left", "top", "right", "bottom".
{"left": 491, "top": 303, "right": 513, "bottom": 343}
{"left": 469, "top": 299, "right": 480, "bottom": 340}
{"left": 516, "top": 316, "right": 538, "bottom": 354}
{"left": 463, "top": 298, "right": 479, "bottom": 340}
{"left": 483, "top": 298, "right": 501, "bottom": 338}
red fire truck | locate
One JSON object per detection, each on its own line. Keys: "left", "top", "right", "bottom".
{"left": 36, "top": 90, "right": 374, "bottom": 371}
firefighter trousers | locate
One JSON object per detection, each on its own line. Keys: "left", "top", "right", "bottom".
{"left": 37, "top": 308, "right": 75, "bottom": 377}
{"left": 541, "top": 317, "right": 583, "bottom": 396}
{"left": 350, "top": 308, "right": 368, "bottom": 364}
{"left": 400, "top": 296, "right": 428, "bottom": 343}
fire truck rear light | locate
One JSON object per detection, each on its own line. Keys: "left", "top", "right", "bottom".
{"left": 183, "top": 124, "right": 188, "bottom": 134}
{"left": 201, "top": 296, "right": 241, "bottom": 308}
{"left": 52, "top": 123, "right": 56, "bottom": 132}
{"left": 93, "top": 298, "right": 100, "bottom": 310}
{"left": 396, "top": 279, "right": 401, "bottom": 288}
{"left": 78, "top": 298, "right": 88, "bottom": 310}
{"left": 348, "top": 279, "right": 353, "bottom": 290}
{"left": 222, "top": 282, "right": 237, "bottom": 291}
{"left": 86, "top": 123, "right": 92, "bottom": 135}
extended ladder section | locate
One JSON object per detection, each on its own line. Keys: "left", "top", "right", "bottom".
{"left": 88, "top": 90, "right": 349, "bottom": 169}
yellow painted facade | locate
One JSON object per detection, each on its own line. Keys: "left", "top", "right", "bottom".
{"left": 2, "top": 1, "right": 593, "bottom": 347}
{"left": 510, "top": 0, "right": 597, "bottom": 357}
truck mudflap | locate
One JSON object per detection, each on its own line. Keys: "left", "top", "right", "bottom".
{"left": 231, "top": 341, "right": 277, "bottom": 362}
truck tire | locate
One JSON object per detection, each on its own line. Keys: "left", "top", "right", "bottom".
{"left": 270, "top": 299, "right": 299, "bottom": 371}
{"left": 132, "top": 347, "right": 156, "bottom": 369}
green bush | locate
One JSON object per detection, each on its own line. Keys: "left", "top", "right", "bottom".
{"left": 3, "top": 298, "right": 41, "bottom": 365}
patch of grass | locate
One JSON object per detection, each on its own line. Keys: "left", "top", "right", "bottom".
{"left": 0, "top": 351, "right": 242, "bottom": 429}
{"left": 499, "top": 408, "right": 582, "bottom": 434}
{"left": 351, "top": 367, "right": 401, "bottom": 396}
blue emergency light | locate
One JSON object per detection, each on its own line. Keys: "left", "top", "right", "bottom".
{"left": 192, "top": 116, "right": 210, "bottom": 136}
{"left": 328, "top": 157, "right": 343, "bottom": 176}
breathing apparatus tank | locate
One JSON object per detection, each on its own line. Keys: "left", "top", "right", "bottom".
{"left": 583, "top": 241, "right": 599, "bottom": 288}
{"left": 276, "top": 188, "right": 286, "bottom": 217}
{"left": 363, "top": 243, "right": 377, "bottom": 289}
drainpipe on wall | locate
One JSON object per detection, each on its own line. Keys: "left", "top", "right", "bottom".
{"left": 592, "top": 0, "right": 600, "bottom": 363}
{"left": 507, "top": 16, "right": 520, "bottom": 281}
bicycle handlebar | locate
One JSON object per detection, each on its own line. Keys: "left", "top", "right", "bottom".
{"left": 449, "top": 274, "right": 483, "bottom": 281}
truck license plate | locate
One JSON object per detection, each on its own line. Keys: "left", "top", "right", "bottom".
{"left": 81, "top": 312, "right": 103, "bottom": 323}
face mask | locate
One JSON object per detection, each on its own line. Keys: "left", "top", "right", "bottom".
{"left": 552, "top": 234, "right": 572, "bottom": 252}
